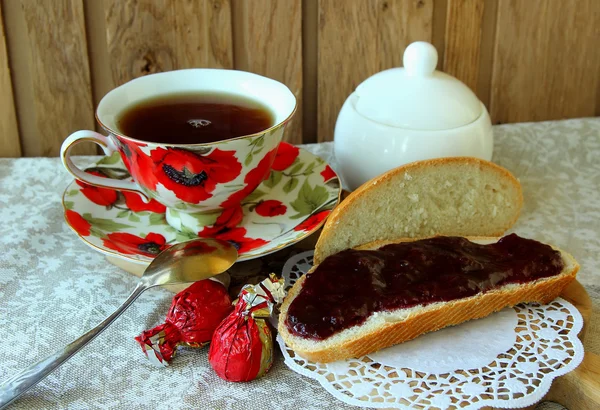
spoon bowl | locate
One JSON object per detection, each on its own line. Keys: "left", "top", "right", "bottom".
{"left": 143, "top": 238, "right": 239, "bottom": 286}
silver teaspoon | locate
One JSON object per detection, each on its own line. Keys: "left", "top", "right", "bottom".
{"left": 0, "top": 238, "right": 238, "bottom": 408}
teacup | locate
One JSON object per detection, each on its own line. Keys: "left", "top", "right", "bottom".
{"left": 61, "top": 69, "right": 296, "bottom": 231}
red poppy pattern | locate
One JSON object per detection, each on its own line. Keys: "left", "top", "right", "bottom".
{"left": 76, "top": 170, "right": 167, "bottom": 213}
{"left": 198, "top": 205, "right": 267, "bottom": 253}
{"left": 271, "top": 142, "right": 300, "bottom": 171}
{"left": 204, "top": 228, "right": 268, "bottom": 254}
{"left": 65, "top": 210, "right": 91, "bottom": 236}
{"left": 103, "top": 232, "right": 169, "bottom": 257}
{"left": 76, "top": 171, "right": 118, "bottom": 207}
{"left": 118, "top": 137, "right": 246, "bottom": 205}
{"left": 293, "top": 210, "right": 330, "bottom": 232}
{"left": 119, "top": 139, "right": 158, "bottom": 190}
{"left": 199, "top": 205, "right": 244, "bottom": 237}
{"left": 320, "top": 165, "right": 336, "bottom": 182}
{"left": 220, "top": 147, "right": 278, "bottom": 209}
{"left": 122, "top": 191, "right": 166, "bottom": 213}
{"left": 255, "top": 200, "right": 287, "bottom": 217}
{"left": 150, "top": 147, "right": 242, "bottom": 204}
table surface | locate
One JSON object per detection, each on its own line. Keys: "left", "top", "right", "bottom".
{"left": 1, "top": 118, "right": 599, "bottom": 410}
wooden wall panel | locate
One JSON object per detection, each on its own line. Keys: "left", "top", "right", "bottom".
{"left": 0, "top": 1, "right": 20, "bottom": 157}
{"left": 443, "top": 0, "right": 484, "bottom": 93}
{"left": 103, "top": 0, "right": 233, "bottom": 88}
{"left": 378, "top": 0, "right": 434, "bottom": 71}
{"left": 317, "top": 0, "right": 433, "bottom": 142}
{"left": 431, "top": 0, "right": 447, "bottom": 71}
{"left": 3, "top": 0, "right": 95, "bottom": 156}
{"left": 1, "top": 0, "right": 600, "bottom": 156}
{"left": 233, "top": 0, "right": 303, "bottom": 144}
{"left": 83, "top": 0, "right": 112, "bottom": 135}
{"left": 475, "top": 0, "right": 498, "bottom": 109}
{"left": 232, "top": 0, "right": 303, "bottom": 144}
{"left": 302, "top": 0, "right": 318, "bottom": 144}
{"left": 317, "top": 0, "right": 378, "bottom": 143}
{"left": 491, "top": 0, "right": 600, "bottom": 124}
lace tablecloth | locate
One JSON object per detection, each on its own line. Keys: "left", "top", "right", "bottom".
{"left": 1, "top": 118, "right": 599, "bottom": 410}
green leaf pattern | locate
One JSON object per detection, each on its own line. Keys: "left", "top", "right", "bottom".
{"left": 82, "top": 214, "right": 133, "bottom": 231}
{"left": 289, "top": 180, "right": 329, "bottom": 219}
{"left": 263, "top": 171, "right": 283, "bottom": 189}
{"left": 244, "top": 134, "right": 266, "bottom": 165}
{"left": 128, "top": 214, "right": 141, "bottom": 223}
{"left": 243, "top": 189, "right": 267, "bottom": 204}
{"left": 97, "top": 152, "right": 122, "bottom": 166}
{"left": 188, "top": 212, "right": 218, "bottom": 227}
{"left": 288, "top": 162, "right": 304, "bottom": 175}
{"left": 282, "top": 177, "right": 299, "bottom": 193}
{"left": 175, "top": 226, "right": 198, "bottom": 242}
{"left": 89, "top": 227, "right": 104, "bottom": 238}
{"left": 149, "top": 213, "right": 166, "bottom": 226}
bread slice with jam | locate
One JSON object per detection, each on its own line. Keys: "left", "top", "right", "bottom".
{"left": 278, "top": 236, "right": 578, "bottom": 363}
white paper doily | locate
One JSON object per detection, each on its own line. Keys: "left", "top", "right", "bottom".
{"left": 277, "top": 251, "right": 585, "bottom": 410}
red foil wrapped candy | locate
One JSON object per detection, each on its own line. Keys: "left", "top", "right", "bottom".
{"left": 209, "top": 274, "right": 286, "bottom": 382}
{"left": 136, "top": 279, "right": 233, "bottom": 366}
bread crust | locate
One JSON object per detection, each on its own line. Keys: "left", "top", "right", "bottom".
{"left": 314, "top": 157, "right": 524, "bottom": 265}
{"left": 279, "top": 237, "right": 579, "bottom": 363}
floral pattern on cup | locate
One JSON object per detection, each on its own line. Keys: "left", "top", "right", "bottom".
{"left": 63, "top": 142, "right": 342, "bottom": 262}
{"left": 145, "top": 146, "right": 242, "bottom": 203}
{"left": 61, "top": 69, "right": 298, "bottom": 220}
{"left": 110, "top": 129, "right": 283, "bottom": 214}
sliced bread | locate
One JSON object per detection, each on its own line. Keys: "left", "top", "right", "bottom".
{"left": 278, "top": 237, "right": 579, "bottom": 363}
{"left": 314, "top": 157, "right": 523, "bottom": 265}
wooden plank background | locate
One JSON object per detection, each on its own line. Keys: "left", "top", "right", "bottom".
{"left": 0, "top": 1, "right": 20, "bottom": 157}
{"left": 0, "top": 0, "right": 599, "bottom": 157}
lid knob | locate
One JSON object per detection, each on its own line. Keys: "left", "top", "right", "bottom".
{"left": 403, "top": 41, "right": 438, "bottom": 76}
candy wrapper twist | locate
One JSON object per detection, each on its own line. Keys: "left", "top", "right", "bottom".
{"left": 209, "top": 274, "right": 286, "bottom": 382}
{"left": 135, "top": 279, "right": 233, "bottom": 366}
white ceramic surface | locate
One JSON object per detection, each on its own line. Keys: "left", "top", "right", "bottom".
{"left": 334, "top": 41, "right": 493, "bottom": 191}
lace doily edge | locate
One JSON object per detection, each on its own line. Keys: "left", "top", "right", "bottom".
{"left": 277, "top": 332, "right": 584, "bottom": 409}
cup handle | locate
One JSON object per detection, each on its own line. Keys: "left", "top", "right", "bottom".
{"left": 60, "top": 130, "right": 150, "bottom": 201}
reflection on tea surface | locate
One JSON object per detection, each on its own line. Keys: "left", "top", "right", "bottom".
{"left": 118, "top": 92, "right": 274, "bottom": 144}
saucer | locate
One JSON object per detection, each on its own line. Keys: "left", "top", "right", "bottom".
{"left": 63, "top": 142, "right": 341, "bottom": 265}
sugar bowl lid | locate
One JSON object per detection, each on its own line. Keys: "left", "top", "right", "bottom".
{"left": 354, "top": 42, "right": 482, "bottom": 131}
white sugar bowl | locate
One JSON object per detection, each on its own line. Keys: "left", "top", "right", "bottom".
{"left": 334, "top": 41, "right": 493, "bottom": 191}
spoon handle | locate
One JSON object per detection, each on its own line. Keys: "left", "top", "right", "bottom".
{"left": 0, "top": 283, "right": 147, "bottom": 409}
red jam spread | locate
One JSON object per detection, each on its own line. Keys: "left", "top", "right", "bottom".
{"left": 285, "top": 234, "right": 564, "bottom": 340}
